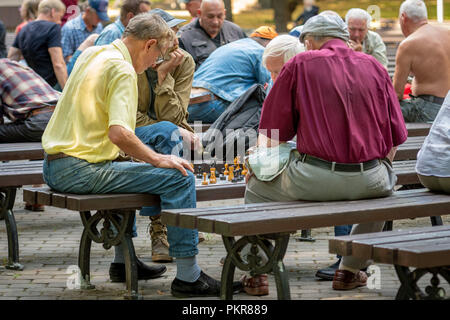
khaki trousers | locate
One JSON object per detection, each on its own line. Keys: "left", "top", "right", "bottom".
{"left": 244, "top": 150, "right": 397, "bottom": 270}
{"left": 418, "top": 174, "right": 450, "bottom": 194}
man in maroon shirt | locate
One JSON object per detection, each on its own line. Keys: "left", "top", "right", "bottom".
{"left": 244, "top": 15, "right": 407, "bottom": 292}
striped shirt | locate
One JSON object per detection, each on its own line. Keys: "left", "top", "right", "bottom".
{"left": 0, "top": 59, "right": 60, "bottom": 122}
{"left": 61, "top": 14, "right": 103, "bottom": 59}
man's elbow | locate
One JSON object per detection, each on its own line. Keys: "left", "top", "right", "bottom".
{"left": 108, "top": 126, "right": 126, "bottom": 146}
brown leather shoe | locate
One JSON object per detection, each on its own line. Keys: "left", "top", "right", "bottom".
{"left": 24, "top": 203, "right": 45, "bottom": 212}
{"left": 332, "top": 269, "right": 367, "bottom": 290}
{"left": 241, "top": 274, "right": 269, "bottom": 296}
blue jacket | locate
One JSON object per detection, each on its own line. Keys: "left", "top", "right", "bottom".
{"left": 193, "top": 38, "right": 271, "bottom": 103}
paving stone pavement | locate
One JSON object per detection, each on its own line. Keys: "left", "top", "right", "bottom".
{"left": 0, "top": 188, "right": 449, "bottom": 300}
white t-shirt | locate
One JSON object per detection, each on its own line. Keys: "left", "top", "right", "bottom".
{"left": 416, "top": 91, "right": 450, "bottom": 177}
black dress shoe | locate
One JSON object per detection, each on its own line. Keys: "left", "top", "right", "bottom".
{"left": 315, "top": 259, "right": 341, "bottom": 281}
{"left": 109, "top": 258, "right": 167, "bottom": 283}
{"left": 171, "top": 271, "right": 243, "bottom": 298}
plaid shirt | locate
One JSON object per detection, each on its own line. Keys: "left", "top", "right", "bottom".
{"left": 94, "top": 18, "right": 125, "bottom": 46}
{"left": 0, "top": 59, "right": 60, "bottom": 122}
{"left": 61, "top": 14, "right": 103, "bottom": 59}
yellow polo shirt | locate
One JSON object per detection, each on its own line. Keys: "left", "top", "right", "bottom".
{"left": 42, "top": 40, "right": 138, "bottom": 163}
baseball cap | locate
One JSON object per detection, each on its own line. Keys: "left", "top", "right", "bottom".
{"left": 89, "top": 0, "right": 110, "bottom": 22}
{"left": 150, "top": 8, "right": 186, "bottom": 28}
{"left": 250, "top": 26, "right": 278, "bottom": 40}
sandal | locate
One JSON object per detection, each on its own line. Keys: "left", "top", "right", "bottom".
{"left": 240, "top": 274, "right": 269, "bottom": 296}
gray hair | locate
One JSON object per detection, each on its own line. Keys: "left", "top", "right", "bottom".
{"left": 345, "top": 8, "right": 372, "bottom": 28}
{"left": 262, "top": 35, "right": 305, "bottom": 68}
{"left": 38, "top": 0, "right": 66, "bottom": 15}
{"left": 300, "top": 14, "right": 350, "bottom": 43}
{"left": 400, "top": 0, "right": 428, "bottom": 22}
{"left": 123, "top": 13, "right": 173, "bottom": 46}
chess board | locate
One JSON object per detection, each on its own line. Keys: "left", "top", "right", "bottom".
{"left": 193, "top": 159, "right": 247, "bottom": 186}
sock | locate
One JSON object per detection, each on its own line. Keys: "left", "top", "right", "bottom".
{"left": 176, "top": 256, "right": 201, "bottom": 283}
{"left": 113, "top": 244, "right": 125, "bottom": 264}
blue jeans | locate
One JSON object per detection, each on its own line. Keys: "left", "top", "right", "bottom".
{"left": 188, "top": 97, "right": 230, "bottom": 124}
{"left": 334, "top": 224, "right": 353, "bottom": 259}
{"left": 43, "top": 156, "right": 199, "bottom": 258}
{"left": 135, "top": 121, "right": 183, "bottom": 217}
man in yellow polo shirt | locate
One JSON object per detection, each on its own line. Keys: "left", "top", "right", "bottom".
{"left": 42, "top": 13, "right": 241, "bottom": 297}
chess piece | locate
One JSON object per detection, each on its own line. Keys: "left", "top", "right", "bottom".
{"left": 242, "top": 163, "right": 248, "bottom": 176}
{"left": 234, "top": 157, "right": 241, "bottom": 171}
{"left": 224, "top": 164, "right": 229, "bottom": 176}
{"left": 228, "top": 166, "right": 234, "bottom": 182}
{"left": 202, "top": 172, "right": 208, "bottom": 185}
{"left": 210, "top": 168, "right": 217, "bottom": 184}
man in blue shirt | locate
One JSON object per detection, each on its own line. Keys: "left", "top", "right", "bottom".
{"left": 95, "top": 0, "right": 151, "bottom": 46}
{"left": 61, "top": 0, "right": 109, "bottom": 61}
{"left": 188, "top": 26, "right": 276, "bottom": 123}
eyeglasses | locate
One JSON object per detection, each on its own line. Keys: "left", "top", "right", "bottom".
{"left": 155, "top": 42, "right": 165, "bottom": 65}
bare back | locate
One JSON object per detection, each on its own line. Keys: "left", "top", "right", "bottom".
{"left": 395, "top": 24, "right": 450, "bottom": 98}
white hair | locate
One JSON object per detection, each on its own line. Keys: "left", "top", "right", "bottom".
{"left": 262, "top": 35, "right": 305, "bottom": 68}
{"left": 400, "top": 0, "right": 428, "bottom": 22}
{"left": 345, "top": 8, "right": 372, "bottom": 28}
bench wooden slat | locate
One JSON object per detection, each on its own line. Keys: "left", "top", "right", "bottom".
{"left": 329, "top": 225, "right": 450, "bottom": 268}
{"left": 351, "top": 230, "right": 450, "bottom": 260}
{"left": 163, "top": 189, "right": 430, "bottom": 229}
{"left": 328, "top": 225, "right": 450, "bottom": 257}
{"left": 197, "top": 194, "right": 449, "bottom": 236}
{"left": 161, "top": 190, "right": 449, "bottom": 236}
{"left": 373, "top": 237, "right": 450, "bottom": 266}
{"left": 0, "top": 142, "right": 44, "bottom": 161}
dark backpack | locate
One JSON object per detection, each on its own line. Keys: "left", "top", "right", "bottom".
{"left": 202, "top": 84, "right": 266, "bottom": 161}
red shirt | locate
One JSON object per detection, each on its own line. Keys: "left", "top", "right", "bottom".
{"left": 259, "top": 39, "right": 407, "bottom": 163}
{"left": 61, "top": 0, "right": 79, "bottom": 26}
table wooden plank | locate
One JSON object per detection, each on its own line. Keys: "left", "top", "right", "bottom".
{"left": 406, "top": 123, "right": 431, "bottom": 137}
{"left": 395, "top": 243, "right": 450, "bottom": 268}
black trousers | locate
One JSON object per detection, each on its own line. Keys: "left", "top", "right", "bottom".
{"left": 0, "top": 112, "right": 52, "bottom": 142}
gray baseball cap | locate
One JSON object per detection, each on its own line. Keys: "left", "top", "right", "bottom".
{"left": 149, "top": 8, "right": 186, "bottom": 28}
{"left": 299, "top": 14, "right": 349, "bottom": 43}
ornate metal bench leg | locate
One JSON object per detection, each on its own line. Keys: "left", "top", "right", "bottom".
{"left": 272, "top": 234, "right": 291, "bottom": 300}
{"left": 78, "top": 211, "right": 95, "bottom": 290}
{"left": 395, "top": 265, "right": 449, "bottom": 300}
{"left": 220, "top": 233, "right": 291, "bottom": 300}
{"left": 221, "top": 236, "right": 237, "bottom": 300}
{"left": 383, "top": 221, "right": 393, "bottom": 232}
{"left": 295, "top": 229, "right": 316, "bottom": 242}
{"left": 120, "top": 211, "right": 141, "bottom": 300}
{"left": 0, "top": 187, "right": 23, "bottom": 271}
{"left": 430, "top": 216, "right": 443, "bottom": 226}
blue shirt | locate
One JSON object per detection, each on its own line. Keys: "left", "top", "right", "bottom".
{"left": 61, "top": 14, "right": 103, "bottom": 59}
{"left": 95, "top": 18, "right": 125, "bottom": 46}
{"left": 193, "top": 38, "right": 271, "bottom": 102}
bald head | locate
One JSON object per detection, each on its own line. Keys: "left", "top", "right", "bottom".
{"left": 199, "top": 0, "right": 226, "bottom": 38}
{"left": 200, "top": 0, "right": 224, "bottom": 11}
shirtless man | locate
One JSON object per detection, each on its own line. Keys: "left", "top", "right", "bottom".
{"left": 393, "top": 0, "right": 450, "bottom": 122}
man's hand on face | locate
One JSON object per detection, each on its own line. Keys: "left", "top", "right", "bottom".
{"left": 155, "top": 49, "right": 185, "bottom": 85}
{"left": 348, "top": 39, "right": 363, "bottom": 52}
{"left": 153, "top": 154, "right": 194, "bottom": 177}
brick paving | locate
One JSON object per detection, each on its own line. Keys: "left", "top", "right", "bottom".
{"left": 0, "top": 189, "right": 449, "bottom": 300}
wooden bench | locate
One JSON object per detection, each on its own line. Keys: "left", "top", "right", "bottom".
{"left": 0, "top": 142, "right": 44, "bottom": 161}
{"left": 161, "top": 189, "right": 450, "bottom": 300}
{"left": 329, "top": 225, "right": 450, "bottom": 300}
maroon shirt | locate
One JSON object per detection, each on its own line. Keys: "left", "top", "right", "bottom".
{"left": 259, "top": 39, "right": 407, "bottom": 163}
